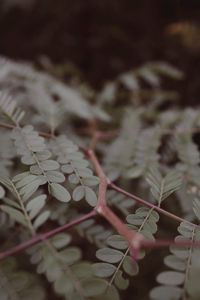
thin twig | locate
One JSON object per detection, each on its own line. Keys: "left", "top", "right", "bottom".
{"left": 109, "top": 182, "right": 195, "bottom": 227}
{"left": 0, "top": 210, "right": 97, "bottom": 261}
{"left": 0, "top": 121, "right": 53, "bottom": 138}
{"left": 142, "top": 237, "right": 200, "bottom": 249}
{"left": 0, "top": 120, "right": 199, "bottom": 261}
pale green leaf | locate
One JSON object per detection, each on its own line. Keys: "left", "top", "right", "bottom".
{"left": 150, "top": 286, "right": 182, "bottom": 300}
{"left": 156, "top": 271, "right": 184, "bottom": 285}
{"left": 72, "top": 185, "right": 85, "bottom": 201}
{"left": 51, "top": 233, "right": 71, "bottom": 249}
{"left": 39, "top": 160, "right": 59, "bottom": 171}
{"left": 96, "top": 248, "right": 123, "bottom": 264}
{"left": 114, "top": 270, "right": 129, "bottom": 290}
{"left": 0, "top": 185, "right": 5, "bottom": 199}
{"left": 122, "top": 256, "right": 139, "bottom": 276}
{"left": 33, "top": 210, "right": 50, "bottom": 229}
{"left": 93, "top": 263, "right": 116, "bottom": 278}
{"left": 107, "top": 235, "right": 128, "bottom": 250}
{"left": 49, "top": 183, "right": 71, "bottom": 202}
{"left": 85, "top": 186, "right": 97, "bottom": 207}
{"left": 0, "top": 205, "right": 27, "bottom": 226}
{"left": 82, "top": 278, "right": 107, "bottom": 297}
{"left": 46, "top": 171, "right": 65, "bottom": 183}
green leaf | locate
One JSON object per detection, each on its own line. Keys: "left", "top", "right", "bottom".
{"left": 12, "top": 172, "right": 30, "bottom": 182}
{"left": 36, "top": 150, "right": 51, "bottom": 161}
{"left": 68, "top": 174, "right": 79, "bottom": 184}
{"left": 59, "top": 247, "right": 82, "bottom": 264}
{"left": 122, "top": 256, "right": 139, "bottom": 276}
{"left": 93, "top": 263, "right": 116, "bottom": 278}
{"left": 85, "top": 186, "right": 97, "bottom": 207}
{"left": 46, "top": 171, "right": 65, "bottom": 183}
{"left": 26, "top": 194, "right": 46, "bottom": 219}
{"left": 146, "top": 167, "right": 182, "bottom": 205}
{"left": 51, "top": 233, "right": 71, "bottom": 249}
{"left": 2, "top": 197, "right": 21, "bottom": 209}
{"left": 30, "top": 165, "right": 43, "bottom": 175}
{"left": 39, "top": 160, "right": 59, "bottom": 171}
{"left": 0, "top": 205, "right": 27, "bottom": 226}
{"left": 96, "top": 248, "right": 124, "bottom": 264}
{"left": 82, "top": 278, "right": 107, "bottom": 297}
{"left": 71, "top": 262, "right": 93, "bottom": 279}
{"left": 77, "top": 168, "right": 93, "bottom": 178}
{"left": 72, "top": 186, "right": 85, "bottom": 201}
{"left": 193, "top": 197, "right": 200, "bottom": 221}
{"left": 150, "top": 286, "right": 182, "bottom": 300}
{"left": 114, "top": 270, "right": 129, "bottom": 290}
{"left": 0, "top": 185, "right": 5, "bottom": 199}
{"left": 15, "top": 174, "right": 38, "bottom": 188}
{"left": 156, "top": 271, "right": 184, "bottom": 285}
{"left": 91, "top": 285, "right": 120, "bottom": 300}
{"left": 164, "top": 255, "right": 186, "bottom": 271}
{"left": 19, "top": 178, "right": 42, "bottom": 200}
{"left": 54, "top": 275, "right": 73, "bottom": 295}
{"left": 107, "top": 235, "right": 128, "bottom": 250}
{"left": 82, "top": 176, "right": 99, "bottom": 186}
{"left": 33, "top": 210, "right": 50, "bottom": 229}
{"left": 49, "top": 183, "right": 71, "bottom": 202}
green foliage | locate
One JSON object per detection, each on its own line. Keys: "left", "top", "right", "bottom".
{"left": 0, "top": 91, "right": 25, "bottom": 125}
{"left": 0, "top": 257, "right": 45, "bottom": 300}
{"left": 94, "top": 207, "right": 159, "bottom": 293}
{"left": 51, "top": 135, "right": 99, "bottom": 206}
{"left": 11, "top": 125, "right": 71, "bottom": 202}
{"left": 151, "top": 222, "right": 200, "bottom": 300}
{"left": 0, "top": 56, "right": 200, "bottom": 300}
{"left": 29, "top": 233, "right": 109, "bottom": 300}
{"left": 146, "top": 167, "right": 182, "bottom": 206}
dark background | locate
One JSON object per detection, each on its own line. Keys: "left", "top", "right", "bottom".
{"left": 0, "top": 0, "right": 200, "bottom": 98}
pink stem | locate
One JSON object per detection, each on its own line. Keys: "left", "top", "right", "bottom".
{"left": 87, "top": 149, "right": 145, "bottom": 257}
{"left": 0, "top": 121, "right": 199, "bottom": 261}
{"left": 109, "top": 182, "right": 195, "bottom": 226}
{"left": 0, "top": 210, "right": 97, "bottom": 260}
{"left": 142, "top": 238, "right": 200, "bottom": 249}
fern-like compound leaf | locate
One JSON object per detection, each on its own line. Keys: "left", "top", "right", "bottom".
{"left": 104, "top": 109, "right": 141, "bottom": 180}
{"left": 77, "top": 218, "right": 113, "bottom": 248}
{"left": 0, "top": 257, "right": 45, "bottom": 300}
{"left": 0, "top": 177, "right": 49, "bottom": 232}
{"left": 150, "top": 222, "right": 200, "bottom": 300}
{"left": 29, "top": 233, "right": 109, "bottom": 300}
{"left": 193, "top": 196, "right": 200, "bottom": 221}
{"left": 52, "top": 135, "right": 99, "bottom": 207}
{"left": 11, "top": 126, "right": 71, "bottom": 202}
{"left": 125, "top": 126, "right": 162, "bottom": 179}
{"left": 94, "top": 207, "right": 159, "bottom": 293}
{"left": 146, "top": 167, "right": 182, "bottom": 206}
{"left": 0, "top": 91, "right": 25, "bottom": 125}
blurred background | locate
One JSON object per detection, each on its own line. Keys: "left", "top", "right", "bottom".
{"left": 0, "top": 0, "right": 200, "bottom": 106}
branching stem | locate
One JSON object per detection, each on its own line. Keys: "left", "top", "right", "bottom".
{"left": 0, "top": 121, "right": 199, "bottom": 262}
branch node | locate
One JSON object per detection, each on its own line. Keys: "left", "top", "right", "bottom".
{"left": 96, "top": 204, "right": 106, "bottom": 215}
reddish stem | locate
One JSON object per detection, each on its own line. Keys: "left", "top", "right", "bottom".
{"left": 0, "top": 121, "right": 199, "bottom": 261}
{"left": 87, "top": 149, "right": 144, "bottom": 256}
{"left": 142, "top": 238, "right": 200, "bottom": 249}
{"left": 0, "top": 210, "right": 97, "bottom": 261}
{"left": 109, "top": 182, "right": 194, "bottom": 226}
